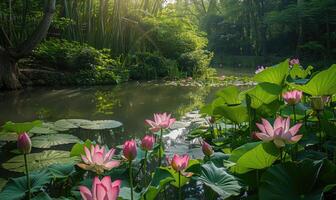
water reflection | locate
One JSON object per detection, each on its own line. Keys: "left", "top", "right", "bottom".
{"left": 0, "top": 82, "right": 216, "bottom": 138}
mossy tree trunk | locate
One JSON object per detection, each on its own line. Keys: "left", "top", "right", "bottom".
{"left": 0, "top": 0, "right": 56, "bottom": 90}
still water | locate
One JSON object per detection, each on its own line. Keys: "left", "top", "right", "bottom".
{"left": 0, "top": 82, "right": 217, "bottom": 136}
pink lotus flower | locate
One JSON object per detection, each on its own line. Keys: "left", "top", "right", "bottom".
{"left": 202, "top": 141, "right": 214, "bottom": 157}
{"left": 289, "top": 58, "right": 300, "bottom": 66}
{"left": 17, "top": 133, "right": 32, "bottom": 154}
{"left": 123, "top": 140, "right": 137, "bottom": 161}
{"left": 141, "top": 135, "right": 155, "bottom": 151}
{"left": 79, "top": 176, "right": 121, "bottom": 200}
{"left": 145, "top": 113, "right": 176, "bottom": 132}
{"left": 78, "top": 145, "right": 120, "bottom": 174}
{"left": 168, "top": 154, "right": 190, "bottom": 172}
{"left": 255, "top": 116, "right": 303, "bottom": 148}
{"left": 282, "top": 90, "right": 303, "bottom": 105}
{"left": 255, "top": 66, "right": 266, "bottom": 74}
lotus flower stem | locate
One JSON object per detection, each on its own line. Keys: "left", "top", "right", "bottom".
{"left": 143, "top": 151, "right": 148, "bottom": 185}
{"left": 24, "top": 154, "right": 31, "bottom": 200}
{"left": 129, "top": 160, "right": 134, "bottom": 200}
{"left": 159, "top": 128, "right": 163, "bottom": 166}
{"left": 178, "top": 171, "right": 182, "bottom": 200}
{"left": 292, "top": 105, "right": 297, "bottom": 122}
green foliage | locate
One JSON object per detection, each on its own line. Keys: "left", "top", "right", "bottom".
{"left": 2, "top": 120, "right": 42, "bottom": 133}
{"left": 195, "top": 162, "right": 241, "bottom": 199}
{"left": 178, "top": 50, "right": 214, "bottom": 77}
{"left": 0, "top": 170, "right": 52, "bottom": 200}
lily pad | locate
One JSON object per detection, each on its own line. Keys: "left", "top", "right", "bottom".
{"left": 0, "top": 132, "right": 32, "bottom": 142}
{"left": 54, "top": 119, "right": 78, "bottom": 129}
{"left": 80, "top": 120, "right": 123, "bottom": 130}
{"left": 2, "top": 120, "right": 42, "bottom": 133}
{"left": 0, "top": 178, "right": 7, "bottom": 191}
{"left": 2, "top": 150, "right": 77, "bottom": 173}
{"left": 32, "top": 134, "right": 80, "bottom": 148}
{"left": 29, "top": 126, "right": 58, "bottom": 135}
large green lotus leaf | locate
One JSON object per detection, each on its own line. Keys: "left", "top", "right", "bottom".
{"left": 229, "top": 142, "right": 279, "bottom": 174}
{"left": 245, "top": 82, "right": 283, "bottom": 109}
{"left": 254, "top": 59, "right": 289, "bottom": 85}
{"left": 2, "top": 120, "right": 42, "bottom": 133}
{"left": 32, "top": 192, "right": 52, "bottom": 200}
{"left": 200, "top": 97, "right": 226, "bottom": 116}
{"left": 42, "top": 122, "right": 70, "bottom": 132}
{"left": 80, "top": 120, "right": 123, "bottom": 130}
{"left": 213, "top": 104, "right": 249, "bottom": 124}
{"left": 29, "top": 126, "right": 58, "bottom": 135}
{"left": 2, "top": 150, "right": 77, "bottom": 173}
{"left": 119, "top": 187, "right": 141, "bottom": 200}
{"left": 290, "top": 64, "right": 336, "bottom": 96}
{"left": 54, "top": 119, "right": 78, "bottom": 129}
{"left": 0, "top": 170, "right": 52, "bottom": 200}
{"left": 31, "top": 134, "right": 80, "bottom": 148}
{"left": 142, "top": 167, "right": 175, "bottom": 200}
{"left": 259, "top": 159, "right": 324, "bottom": 200}
{"left": 196, "top": 162, "right": 241, "bottom": 199}
{"left": 216, "top": 86, "right": 241, "bottom": 105}
{"left": 47, "top": 163, "right": 76, "bottom": 179}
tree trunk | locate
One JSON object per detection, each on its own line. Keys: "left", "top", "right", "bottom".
{"left": 0, "top": 52, "right": 21, "bottom": 89}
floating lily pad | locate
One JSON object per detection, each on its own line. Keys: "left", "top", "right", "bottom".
{"left": 29, "top": 127, "right": 58, "bottom": 135}
{"left": 2, "top": 150, "right": 77, "bottom": 173}
{"left": 0, "top": 132, "right": 18, "bottom": 142}
{"left": 169, "top": 121, "right": 190, "bottom": 130}
{"left": 41, "top": 122, "right": 69, "bottom": 132}
{"left": 32, "top": 134, "right": 80, "bottom": 148}
{"left": 80, "top": 120, "right": 122, "bottom": 130}
{"left": 54, "top": 120, "right": 78, "bottom": 129}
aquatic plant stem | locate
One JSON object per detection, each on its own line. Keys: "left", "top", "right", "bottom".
{"left": 292, "top": 105, "right": 297, "bottom": 122}
{"left": 159, "top": 128, "right": 163, "bottom": 166}
{"left": 178, "top": 171, "right": 182, "bottom": 200}
{"left": 24, "top": 154, "right": 31, "bottom": 200}
{"left": 143, "top": 151, "right": 148, "bottom": 185}
{"left": 129, "top": 160, "right": 134, "bottom": 200}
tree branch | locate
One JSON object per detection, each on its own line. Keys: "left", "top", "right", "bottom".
{"left": 13, "top": 0, "right": 56, "bottom": 58}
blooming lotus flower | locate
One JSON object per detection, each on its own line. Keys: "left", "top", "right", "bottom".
{"left": 201, "top": 141, "right": 213, "bottom": 157}
{"left": 282, "top": 90, "right": 302, "bottom": 105}
{"left": 168, "top": 154, "right": 190, "bottom": 172}
{"left": 145, "top": 113, "right": 176, "bottom": 132}
{"left": 255, "top": 66, "right": 266, "bottom": 74}
{"left": 78, "top": 145, "right": 120, "bottom": 174}
{"left": 79, "top": 176, "right": 121, "bottom": 200}
{"left": 17, "top": 133, "right": 32, "bottom": 154}
{"left": 255, "top": 116, "right": 303, "bottom": 148}
{"left": 123, "top": 140, "right": 137, "bottom": 161}
{"left": 141, "top": 135, "right": 155, "bottom": 151}
{"left": 289, "top": 58, "right": 300, "bottom": 66}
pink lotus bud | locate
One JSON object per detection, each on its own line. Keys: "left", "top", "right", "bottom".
{"left": 201, "top": 141, "right": 213, "bottom": 157}
{"left": 123, "top": 140, "right": 137, "bottom": 161}
{"left": 289, "top": 58, "right": 300, "bottom": 66}
{"left": 171, "top": 154, "right": 189, "bottom": 172}
{"left": 141, "top": 135, "right": 155, "bottom": 151}
{"left": 282, "top": 90, "right": 302, "bottom": 105}
{"left": 17, "top": 133, "right": 32, "bottom": 154}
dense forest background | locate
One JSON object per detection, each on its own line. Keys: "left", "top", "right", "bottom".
{"left": 0, "top": 0, "right": 335, "bottom": 89}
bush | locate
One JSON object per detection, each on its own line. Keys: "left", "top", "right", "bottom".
{"left": 128, "top": 52, "right": 181, "bottom": 80}
{"left": 178, "top": 50, "right": 214, "bottom": 77}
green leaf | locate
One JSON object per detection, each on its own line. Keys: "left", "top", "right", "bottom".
{"left": 142, "top": 167, "right": 175, "bottom": 200}
{"left": 289, "top": 65, "right": 313, "bottom": 79}
{"left": 2, "top": 150, "right": 77, "bottom": 173}
{"left": 80, "top": 120, "right": 123, "bottom": 130}
{"left": 0, "top": 178, "right": 7, "bottom": 191}
{"left": 2, "top": 120, "right": 42, "bottom": 133}
{"left": 0, "top": 170, "right": 52, "bottom": 200}
{"left": 70, "top": 139, "right": 94, "bottom": 157}
{"left": 229, "top": 142, "right": 280, "bottom": 174}
{"left": 216, "top": 86, "right": 241, "bottom": 105}
{"left": 196, "top": 162, "right": 241, "bottom": 199}
{"left": 259, "top": 159, "right": 324, "bottom": 200}
{"left": 0, "top": 132, "right": 32, "bottom": 142}
{"left": 29, "top": 126, "right": 58, "bottom": 135}
{"left": 290, "top": 64, "right": 336, "bottom": 96}
{"left": 254, "top": 59, "right": 289, "bottom": 85}
{"left": 119, "top": 186, "right": 141, "bottom": 200}
{"left": 31, "top": 134, "right": 80, "bottom": 148}
{"left": 246, "top": 82, "right": 282, "bottom": 109}
{"left": 213, "top": 104, "right": 249, "bottom": 124}
{"left": 47, "top": 163, "right": 75, "bottom": 179}
{"left": 32, "top": 192, "right": 52, "bottom": 200}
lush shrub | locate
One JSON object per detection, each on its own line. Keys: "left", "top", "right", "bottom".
{"left": 127, "top": 52, "right": 181, "bottom": 80}
{"left": 178, "top": 50, "right": 214, "bottom": 77}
